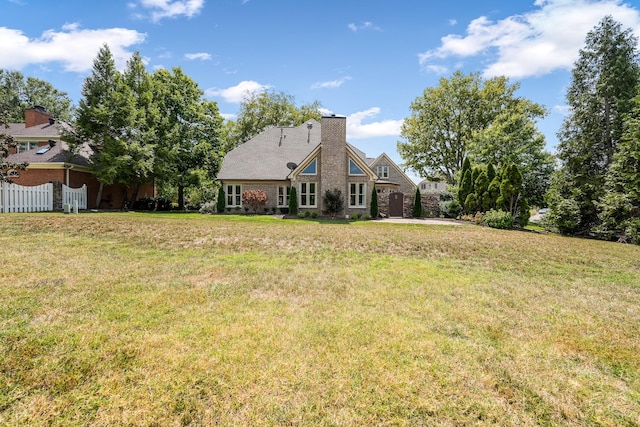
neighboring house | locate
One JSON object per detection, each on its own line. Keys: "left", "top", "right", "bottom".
{"left": 418, "top": 178, "right": 447, "bottom": 193}
{"left": 218, "top": 114, "right": 416, "bottom": 217}
{"left": 4, "top": 106, "right": 154, "bottom": 209}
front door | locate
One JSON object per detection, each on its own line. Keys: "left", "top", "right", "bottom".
{"left": 389, "top": 192, "right": 404, "bottom": 217}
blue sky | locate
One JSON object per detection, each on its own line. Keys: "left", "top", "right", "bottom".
{"left": 2, "top": 0, "right": 640, "bottom": 182}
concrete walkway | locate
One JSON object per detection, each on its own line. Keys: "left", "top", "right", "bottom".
{"left": 376, "top": 217, "right": 462, "bottom": 226}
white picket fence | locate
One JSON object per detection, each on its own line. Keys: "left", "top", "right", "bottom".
{"left": 62, "top": 184, "right": 87, "bottom": 210}
{"left": 0, "top": 182, "right": 87, "bottom": 213}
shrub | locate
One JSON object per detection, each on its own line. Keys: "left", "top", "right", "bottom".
{"left": 364, "top": 214, "right": 372, "bottom": 220}
{"left": 350, "top": 213, "right": 362, "bottom": 220}
{"left": 412, "top": 187, "right": 423, "bottom": 218}
{"left": 439, "top": 199, "right": 462, "bottom": 218}
{"left": 304, "top": 211, "right": 311, "bottom": 218}
{"left": 370, "top": 186, "right": 379, "bottom": 218}
{"left": 322, "top": 188, "right": 344, "bottom": 218}
{"left": 484, "top": 209, "right": 514, "bottom": 229}
{"left": 216, "top": 187, "right": 226, "bottom": 213}
{"left": 289, "top": 186, "right": 298, "bottom": 216}
{"left": 199, "top": 202, "right": 217, "bottom": 214}
{"left": 242, "top": 190, "right": 268, "bottom": 214}
{"left": 461, "top": 211, "right": 485, "bottom": 224}
{"left": 310, "top": 211, "right": 318, "bottom": 218}
{"left": 297, "top": 212, "right": 306, "bottom": 218}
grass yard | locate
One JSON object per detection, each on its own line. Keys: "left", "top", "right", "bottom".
{"left": 1, "top": 212, "right": 639, "bottom": 426}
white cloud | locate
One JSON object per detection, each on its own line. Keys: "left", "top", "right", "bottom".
{"left": 0, "top": 25, "right": 146, "bottom": 72}
{"left": 205, "top": 80, "right": 271, "bottom": 103}
{"left": 449, "top": 19, "right": 457, "bottom": 26}
{"left": 347, "top": 21, "right": 382, "bottom": 32}
{"left": 424, "top": 64, "right": 449, "bottom": 75}
{"left": 310, "top": 76, "right": 352, "bottom": 89}
{"left": 137, "top": 0, "right": 205, "bottom": 22}
{"left": 419, "top": 0, "right": 640, "bottom": 78}
{"left": 184, "top": 52, "right": 211, "bottom": 60}
{"left": 346, "top": 108, "right": 404, "bottom": 140}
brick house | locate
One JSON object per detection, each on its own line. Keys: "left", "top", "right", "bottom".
{"left": 218, "top": 114, "right": 416, "bottom": 217}
{"left": 4, "top": 107, "right": 154, "bottom": 209}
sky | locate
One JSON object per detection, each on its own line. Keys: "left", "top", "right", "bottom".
{"left": 2, "top": 0, "right": 640, "bottom": 183}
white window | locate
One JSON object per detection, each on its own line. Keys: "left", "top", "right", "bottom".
{"left": 300, "top": 182, "right": 316, "bottom": 207}
{"left": 226, "top": 184, "right": 242, "bottom": 207}
{"left": 349, "top": 183, "right": 366, "bottom": 208}
{"left": 17, "top": 142, "right": 39, "bottom": 153}
{"left": 278, "top": 186, "right": 290, "bottom": 207}
{"left": 376, "top": 165, "right": 389, "bottom": 178}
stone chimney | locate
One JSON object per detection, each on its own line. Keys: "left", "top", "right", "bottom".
{"left": 320, "top": 115, "right": 347, "bottom": 212}
{"left": 25, "top": 106, "right": 54, "bottom": 128}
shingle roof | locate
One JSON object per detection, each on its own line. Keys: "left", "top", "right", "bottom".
{"left": 6, "top": 140, "right": 91, "bottom": 167}
{"left": 219, "top": 120, "right": 322, "bottom": 180}
{"left": 4, "top": 121, "right": 69, "bottom": 138}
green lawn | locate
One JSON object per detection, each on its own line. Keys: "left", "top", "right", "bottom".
{"left": 1, "top": 213, "right": 639, "bottom": 426}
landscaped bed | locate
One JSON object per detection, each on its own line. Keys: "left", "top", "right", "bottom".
{"left": 1, "top": 212, "right": 639, "bottom": 425}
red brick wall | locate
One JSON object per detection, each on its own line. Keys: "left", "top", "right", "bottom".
{"left": 25, "top": 108, "right": 54, "bottom": 128}
{"left": 8, "top": 168, "right": 155, "bottom": 210}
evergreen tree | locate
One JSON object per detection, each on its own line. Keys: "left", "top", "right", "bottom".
{"left": 288, "top": 186, "right": 298, "bottom": 215}
{"left": 547, "top": 16, "right": 640, "bottom": 235}
{"left": 474, "top": 170, "right": 491, "bottom": 211}
{"left": 370, "top": 186, "right": 379, "bottom": 218}
{"left": 67, "top": 44, "right": 134, "bottom": 208}
{"left": 412, "top": 187, "right": 423, "bottom": 218}
{"left": 497, "top": 164, "right": 529, "bottom": 226}
{"left": 458, "top": 168, "right": 473, "bottom": 210}
{"left": 596, "top": 95, "right": 640, "bottom": 242}
{"left": 216, "top": 186, "right": 226, "bottom": 213}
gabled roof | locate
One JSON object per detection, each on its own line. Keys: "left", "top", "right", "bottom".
{"left": 370, "top": 153, "right": 417, "bottom": 189}
{"left": 218, "top": 120, "right": 321, "bottom": 181}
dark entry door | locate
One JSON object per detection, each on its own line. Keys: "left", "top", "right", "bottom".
{"left": 389, "top": 192, "right": 404, "bottom": 217}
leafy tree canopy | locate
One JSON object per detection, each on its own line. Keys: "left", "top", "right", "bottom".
{"left": 225, "top": 90, "right": 322, "bottom": 150}
{"left": 0, "top": 69, "right": 73, "bottom": 121}
{"left": 398, "top": 71, "right": 549, "bottom": 188}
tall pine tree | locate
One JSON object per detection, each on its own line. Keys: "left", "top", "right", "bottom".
{"left": 547, "top": 16, "right": 640, "bottom": 235}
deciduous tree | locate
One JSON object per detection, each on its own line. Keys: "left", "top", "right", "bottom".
{"left": 0, "top": 69, "right": 73, "bottom": 121}
{"left": 398, "top": 71, "right": 549, "bottom": 188}
{"left": 1, "top": 109, "right": 27, "bottom": 183}
{"left": 225, "top": 90, "right": 322, "bottom": 150}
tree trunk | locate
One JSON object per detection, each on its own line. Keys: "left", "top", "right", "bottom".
{"left": 178, "top": 185, "right": 185, "bottom": 210}
{"left": 129, "top": 183, "right": 140, "bottom": 208}
{"left": 95, "top": 182, "right": 104, "bottom": 209}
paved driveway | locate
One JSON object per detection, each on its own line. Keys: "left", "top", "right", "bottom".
{"left": 376, "top": 218, "right": 461, "bottom": 226}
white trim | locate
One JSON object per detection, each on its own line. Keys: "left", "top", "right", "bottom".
{"left": 226, "top": 184, "right": 242, "bottom": 207}
{"left": 299, "top": 182, "right": 317, "bottom": 208}
{"left": 349, "top": 182, "right": 367, "bottom": 208}
{"left": 277, "top": 185, "right": 290, "bottom": 207}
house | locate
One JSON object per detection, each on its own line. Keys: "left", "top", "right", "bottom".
{"left": 218, "top": 114, "right": 416, "bottom": 217}
{"left": 3, "top": 106, "right": 154, "bottom": 209}
{"left": 418, "top": 178, "right": 447, "bottom": 194}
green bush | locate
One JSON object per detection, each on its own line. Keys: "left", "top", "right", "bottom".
{"left": 484, "top": 209, "right": 514, "bottom": 229}
{"left": 216, "top": 187, "right": 226, "bottom": 213}
{"left": 439, "top": 199, "right": 462, "bottom": 218}
{"left": 350, "top": 213, "right": 362, "bottom": 220}
{"left": 310, "top": 211, "right": 318, "bottom": 218}
{"left": 199, "top": 202, "right": 217, "bottom": 214}
{"left": 364, "top": 214, "right": 372, "bottom": 220}
{"left": 297, "top": 212, "right": 306, "bottom": 218}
